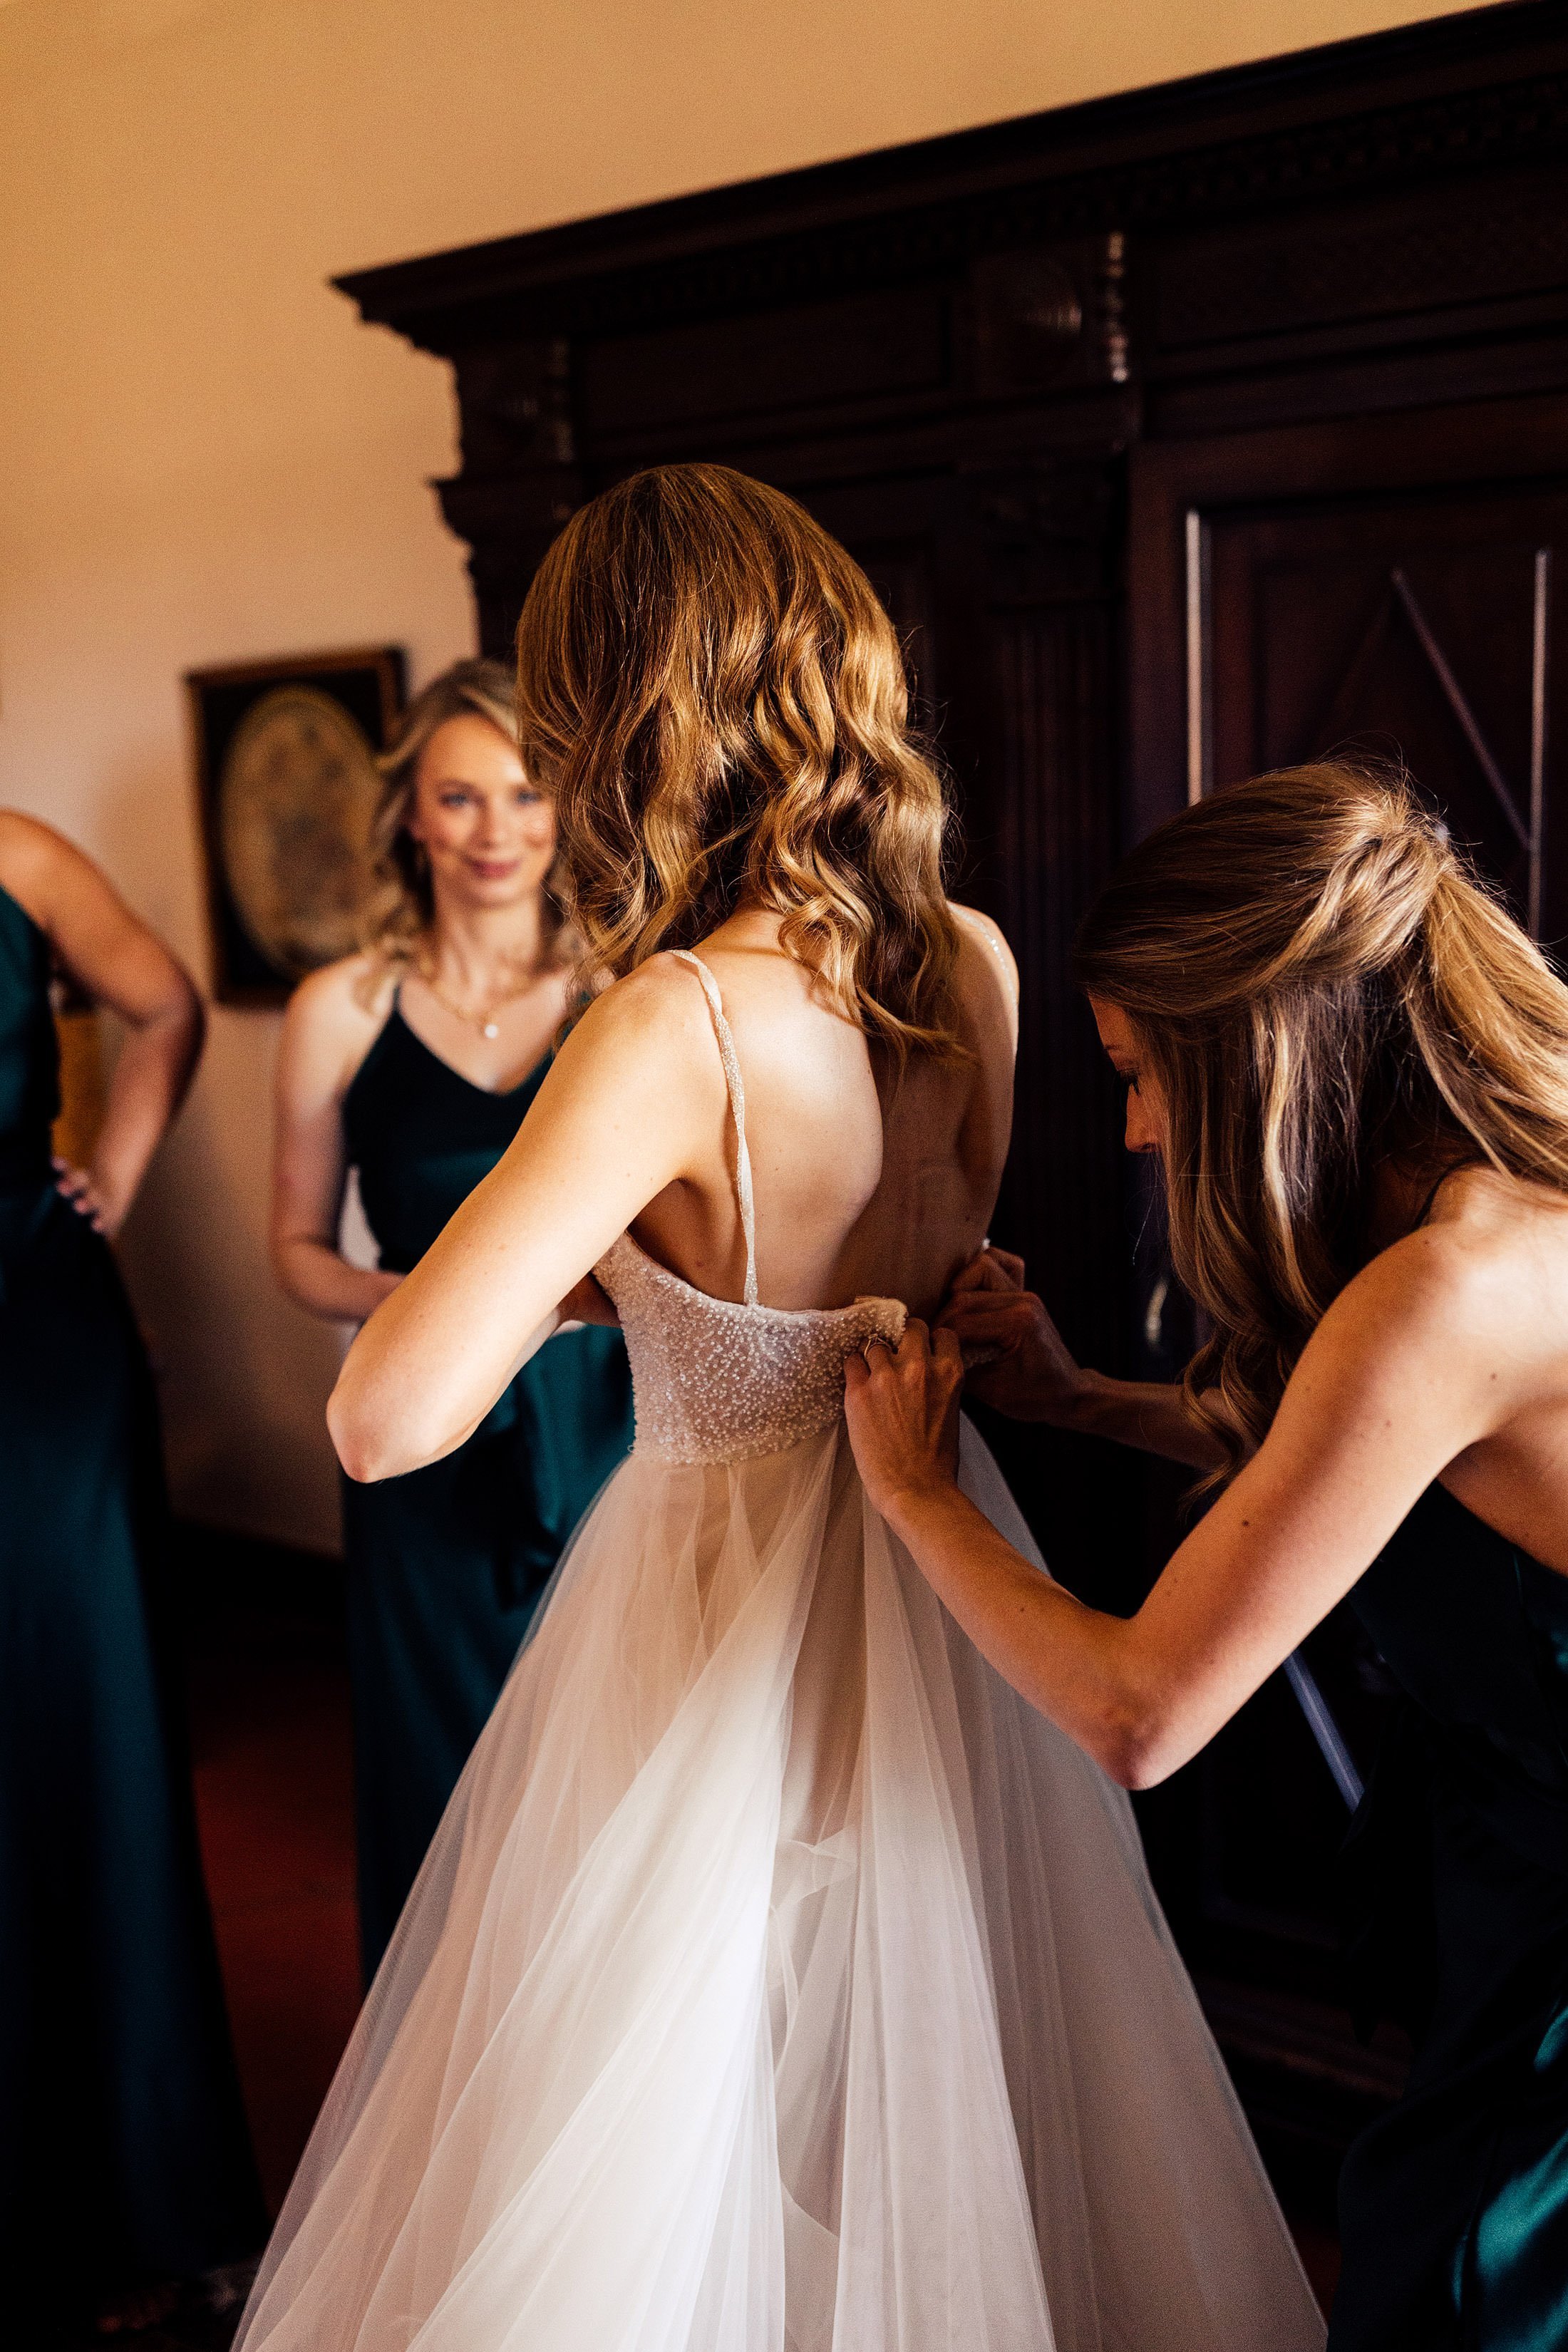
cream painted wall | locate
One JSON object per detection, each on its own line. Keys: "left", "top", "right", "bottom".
{"left": 0, "top": 0, "right": 1489, "bottom": 1552}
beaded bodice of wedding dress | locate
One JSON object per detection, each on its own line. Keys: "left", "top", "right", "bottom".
{"left": 234, "top": 948, "right": 1325, "bottom": 2352}
{"left": 595, "top": 954, "right": 907, "bottom": 1466}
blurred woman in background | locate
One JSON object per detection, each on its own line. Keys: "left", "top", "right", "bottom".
{"left": 0, "top": 810, "right": 264, "bottom": 2333}
{"left": 271, "top": 659, "right": 632, "bottom": 1979}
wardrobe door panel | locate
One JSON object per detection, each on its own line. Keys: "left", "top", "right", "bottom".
{"left": 1207, "top": 488, "right": 1567, "bottom": 939}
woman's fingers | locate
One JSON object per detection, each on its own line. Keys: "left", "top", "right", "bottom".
{"left": 843, "top": 1310, "right": 964, "bottom": 1513}
{"left": 849, "top": 1319, "right": 960, "bottom": 1401}
{"left": 948, "top": 1247, "right": 1026, "bottom": 1296}
{"left": 54, "top": 1160, "right": 108, "bottom": 1229}
{"left": 937, "top": 1294, "right": 1033, "bottom": 1344}
{"left": 939, "top": 1288, "right": 1026, "bottom": 1322}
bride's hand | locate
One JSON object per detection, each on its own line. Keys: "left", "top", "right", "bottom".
{"left": 844, "top": 1320, "right": 964, "bottom": 1520}
{"left": 937, "top": 1247, "right": 1088, "bottom": 1425}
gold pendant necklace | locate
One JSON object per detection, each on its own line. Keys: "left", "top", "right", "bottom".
{"left": 416, "top": 962, "right": 534, "bottom": 1041}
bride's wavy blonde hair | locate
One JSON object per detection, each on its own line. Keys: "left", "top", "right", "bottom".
{"left": 513, "top": 463, "right": 961, "bottom": 1058}
{"left": 1076, "top": 761, "right": 1568, "bottom": 1482}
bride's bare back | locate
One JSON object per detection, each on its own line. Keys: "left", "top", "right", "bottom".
{"left": 634, "top": 906, "right": 1016, "bottom": 1321}
{"left": 329, "top": 902, "right": 1017, "bottom": 1481}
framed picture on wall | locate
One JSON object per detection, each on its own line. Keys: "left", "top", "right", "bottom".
{"left": 186, "top": 645, "right": 406, "bottom": 1006}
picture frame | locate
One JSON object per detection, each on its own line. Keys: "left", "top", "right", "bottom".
{"left": 186, "top": 645, "right": 406, "bottom": 1006}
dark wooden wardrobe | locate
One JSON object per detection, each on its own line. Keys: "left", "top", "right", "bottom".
{"left": 341, "top": 0, "right": 1568, "bottom": 2204}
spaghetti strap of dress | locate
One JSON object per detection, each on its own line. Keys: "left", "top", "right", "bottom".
{"left": 671, "top": 949, "right": 758, "bottom": 1308}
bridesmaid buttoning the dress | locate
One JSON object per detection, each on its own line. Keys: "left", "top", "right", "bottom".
{"left": 0, "top": 812, "right": 264, "bottom": 2334}
{"left": 846, "top": 762, "right": 1568, "bottom": 2352}
{"left": 271, "top": 659, "right": 632, "bottom": 1977}
{"left": 236, "top": 465, "right": 1323, "bottom": 2352}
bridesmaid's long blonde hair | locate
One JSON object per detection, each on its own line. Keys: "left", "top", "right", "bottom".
{"left": 1076, "top": 762, "right": 1568, "bottom": 1480}
{"left": 513, "top": 464, "right": 961, "bottom": 1060}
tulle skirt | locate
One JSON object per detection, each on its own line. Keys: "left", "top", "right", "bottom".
{"left": 236, "top": 1418, "right": 1324, "bottom": 2352}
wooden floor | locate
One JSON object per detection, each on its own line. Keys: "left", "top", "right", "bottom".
{"left": 187, "top": 1604, "right": 362, "bottom": 2217}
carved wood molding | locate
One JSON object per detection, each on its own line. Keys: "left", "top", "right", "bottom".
{"left": 337, "top": 8, "right": 1568, "bottom": 359}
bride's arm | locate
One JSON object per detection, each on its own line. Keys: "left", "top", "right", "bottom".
{"left": 328, "top": 961, "right": 716, "bottom": 1482}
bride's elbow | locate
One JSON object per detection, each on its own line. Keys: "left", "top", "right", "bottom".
{"left": 326, "top": 1374, "right": 413, "bottom": 1485}
{"left": 327, "top": 1383, "right": 382, "bottom": 1483}
{"left": 327, "top": 1370, "right": 473, "bottom": 1483}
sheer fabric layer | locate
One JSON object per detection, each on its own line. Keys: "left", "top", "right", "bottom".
{"left": 237, "top": 1420, "right": 1324, "bottom": 2352}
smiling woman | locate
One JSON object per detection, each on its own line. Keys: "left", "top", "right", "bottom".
{"left": 267, "top": 658, "right": 632, "bottom": 1978}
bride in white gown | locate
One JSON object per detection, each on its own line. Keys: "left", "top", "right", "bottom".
{"left": 235, "top": 464, "right": 1324, "bottom": 2352}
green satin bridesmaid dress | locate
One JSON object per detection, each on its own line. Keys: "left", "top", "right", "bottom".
{"left": 0, "top": 880, "right": 264, "bottom": 2314}
{"left": 340, "top": 995, "right": 634, "bottom": 1977}
{"left": 1334, "top": 1481, "right": 1568, "bottom": 2348}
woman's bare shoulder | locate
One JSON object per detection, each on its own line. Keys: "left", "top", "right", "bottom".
{"left": 947, "top": 902, "right": 1019, "bottom": 1063}
{"left": 0, "top": 810, "right": 95, "bottom": 920}
{"left": 563, "top": 950, "right": 728, "bottom": 1073}
{"left": 1427, "top": 1166, "right": 1568, "bottom": 1339}
{"left": 0, "top": 808, "right": 59, "bottom": 863}
{"left": 1435, "top": 1162, "right": 1568, "bottom": 1240}
{"left": 280, "top": 953, "right": 398, "bottom": 1101}
{"left": 950, "top": 902, "right": 1018, "bottom": 996}
{"left": 290, "top": 950, "right": 397, "bottom": 1027}
{"left": 1309, "top": 1168, "right": 1568, "bottom": 1408}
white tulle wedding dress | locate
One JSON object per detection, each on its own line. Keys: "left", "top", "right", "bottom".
{"left": 236, "top": 954, "right": 1325, "bottom": 2352}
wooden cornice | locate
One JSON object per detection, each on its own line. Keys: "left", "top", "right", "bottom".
{"left": 336, "top": 2, "right": 1568, "bottom": 353}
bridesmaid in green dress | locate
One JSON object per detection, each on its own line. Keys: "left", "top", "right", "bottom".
{"left": 272, "top": 660, "right": 631, "bottom": 1979}
{"left": 847, "top": 763, "right": 1568, "bottom": 2350}
{"left": 0, "top": 811, "right": 264, "bottom": 2333}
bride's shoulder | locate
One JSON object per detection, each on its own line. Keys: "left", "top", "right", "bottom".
{"left": 949, "top": 904, "right": 1018, "bottom": 994}
{"left": 947, "top": 903, "right": 1018, "bottom": 1053}
{"left": 560, "top": 951, "right": 730, "bottom": 1091}
{"left": 582, "top": 951, "right": 713, "bottom": 1030}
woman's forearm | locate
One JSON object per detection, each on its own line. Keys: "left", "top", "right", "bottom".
{"left": 274, "top": 1235, "right": 401, "bottom": 1325}
{"left": 879, "top": 1475, "right": 1157, "bottom": 1785}
{"left": 88, "top": 996, "right": 203, "bottom": 1232}
{"left": 1060, "top": 1371, "right": 1221, "bottom": 1470}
